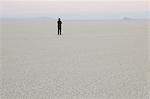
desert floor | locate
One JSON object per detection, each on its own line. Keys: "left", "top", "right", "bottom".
{"left": 1, "top": 19, "right": 149, "bottom": 99}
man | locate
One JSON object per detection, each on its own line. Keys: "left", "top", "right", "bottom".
{"left": 57, "top": 18, "right": 62, "bottom": 35}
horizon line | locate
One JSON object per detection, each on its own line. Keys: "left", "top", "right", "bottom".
{"left": 0, "top": 17, "right": 149, "bottom": 20}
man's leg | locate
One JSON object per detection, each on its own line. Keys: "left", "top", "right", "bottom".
{"left": 58, "top": 28, "right": 59, "bottom": 35}
{"left": 60, "top": 28, "right": 61, "bottom": 35}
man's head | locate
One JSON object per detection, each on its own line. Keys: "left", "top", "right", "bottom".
{"left": 58, "top": 18, "right": 60, "bottom": 21}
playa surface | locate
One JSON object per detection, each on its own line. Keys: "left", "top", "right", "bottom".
{"left": 1, "top": 19, "right": 149, "bottom": 99}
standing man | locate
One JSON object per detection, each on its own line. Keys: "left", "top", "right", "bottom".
{"left": 57, "top": 18, "right": 62, "bottom": 35}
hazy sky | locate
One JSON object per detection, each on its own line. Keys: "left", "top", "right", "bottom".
{"left": 0, "top": 0, "right": 149, "bottom": 19}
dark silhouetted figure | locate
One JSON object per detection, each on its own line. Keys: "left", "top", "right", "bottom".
{"left": 57, "top": 18, "right": 62, "bottom": 35}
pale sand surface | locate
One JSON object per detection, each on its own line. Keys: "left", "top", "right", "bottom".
{"left": 0, "top": 19, "right": 149, "bottom": 99}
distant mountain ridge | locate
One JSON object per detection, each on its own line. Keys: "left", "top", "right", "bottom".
{"left": 0, "top": 17, "right": 55, "bottom": 20}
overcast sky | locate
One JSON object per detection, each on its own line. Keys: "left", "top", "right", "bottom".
{"left": 0, "top": 0, "right": 149, "bottom": 19}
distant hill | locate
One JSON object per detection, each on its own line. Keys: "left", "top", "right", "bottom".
{"left": 122, "top": 17, "right": 147, "bottom": 20}
{"left": 0, "top": 17, "right": 55, "bottom": 20}
{"left": 37, "top": 17, "right": 55, "bottom": 20}
{"left": 122, "top": 17, "right": 133, "bottom": 20}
